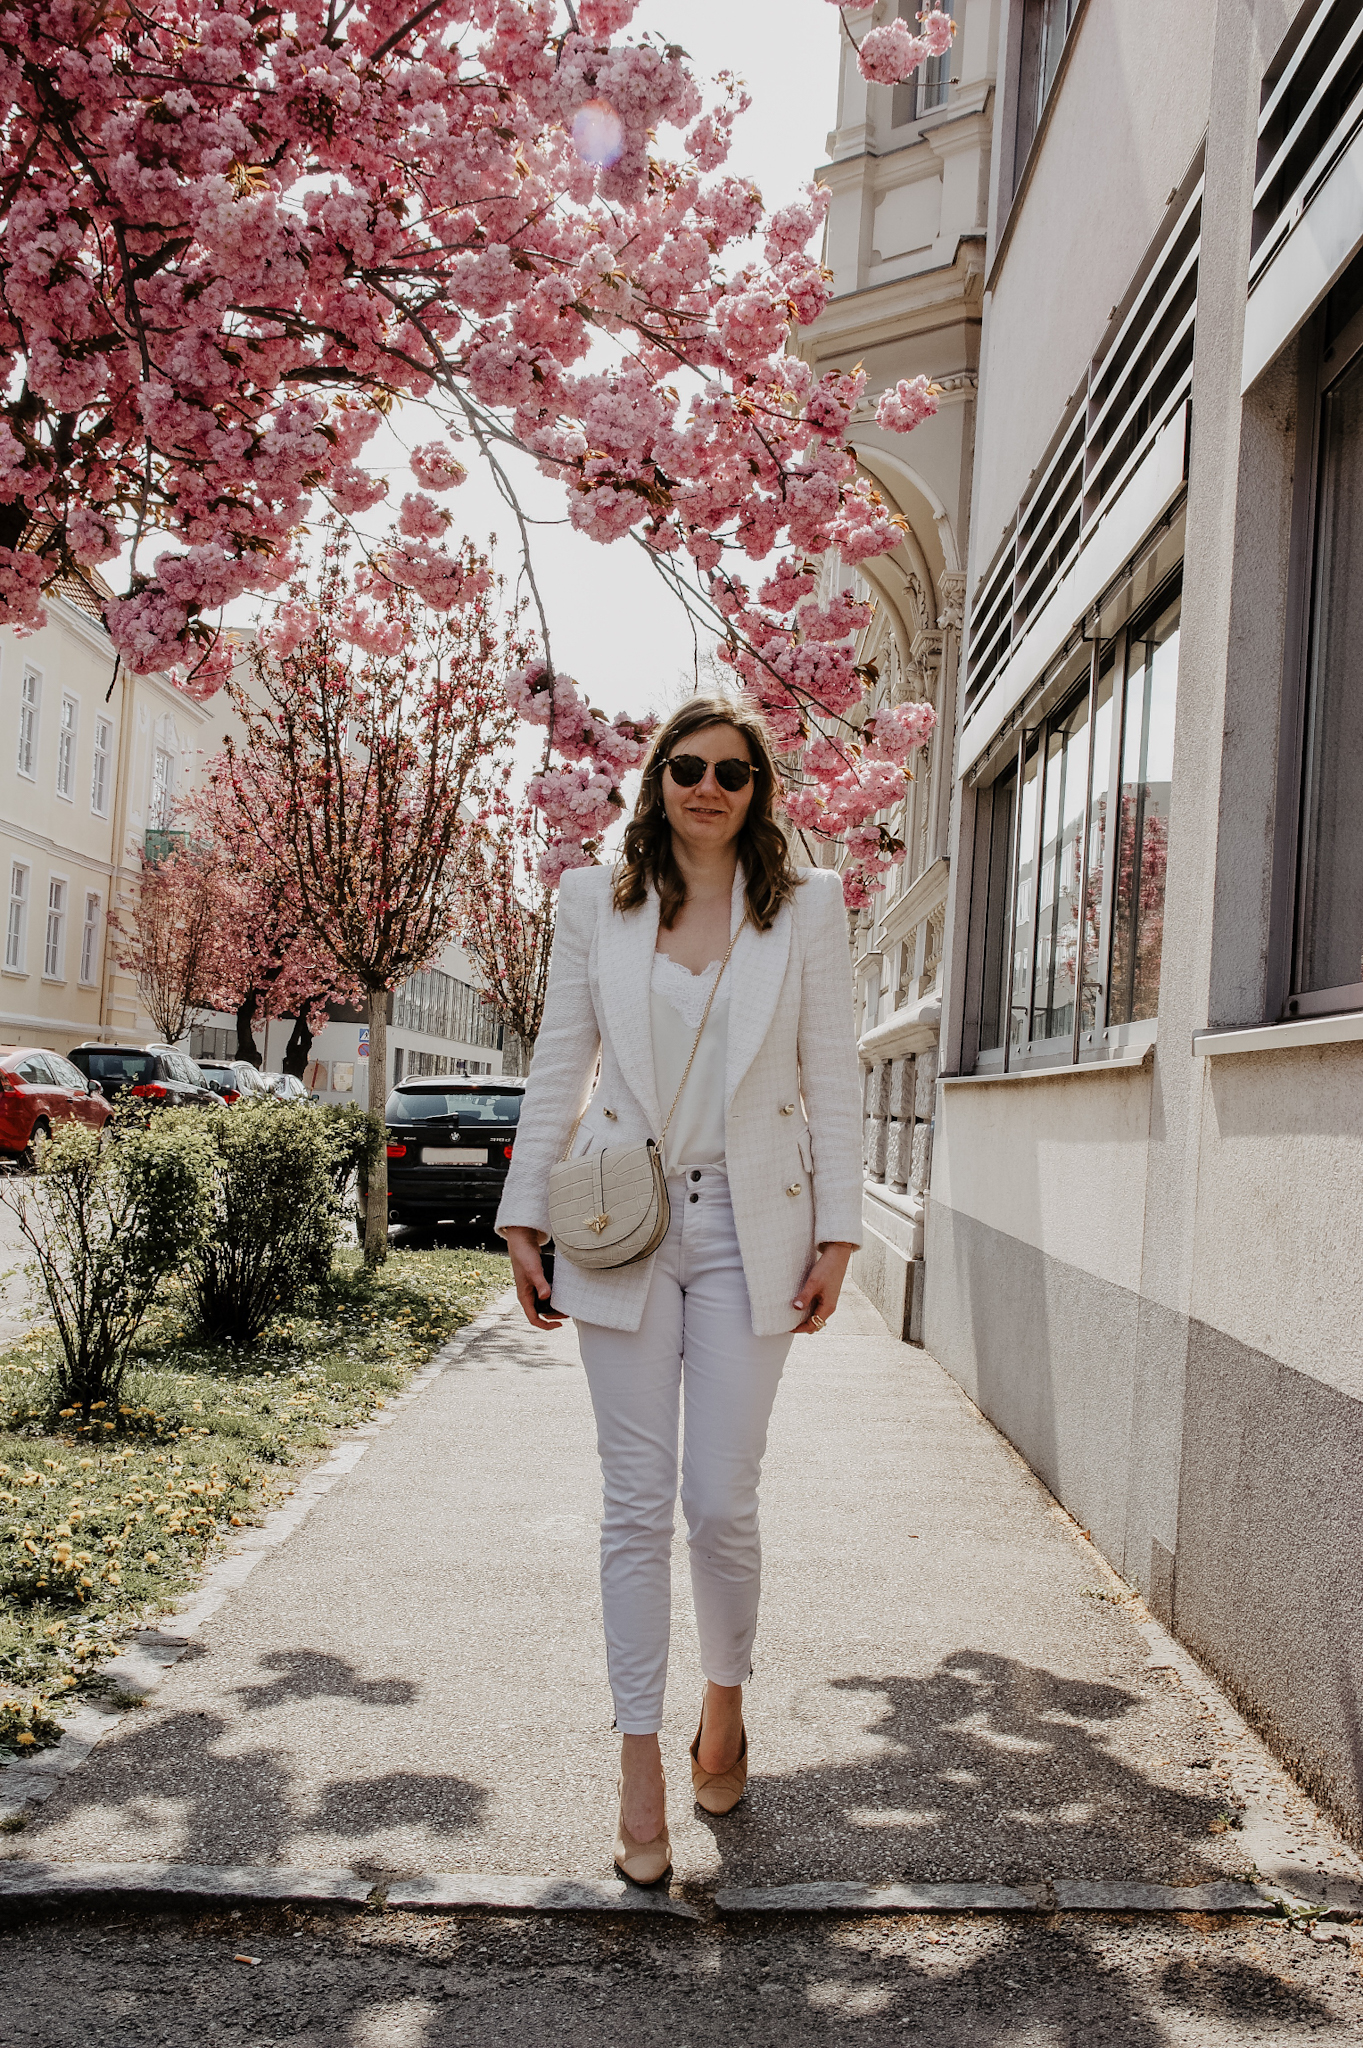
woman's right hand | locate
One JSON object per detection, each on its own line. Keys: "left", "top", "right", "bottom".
{"left": 504, "top": 1225, "right": 567, "bottom": 1331}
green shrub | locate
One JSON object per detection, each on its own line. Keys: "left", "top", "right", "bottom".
{"left": 321, "top": 1101, "right": 385, "bottom": 1206}
{"left": 2, "top": 1114, "right": 215, "bottom": 1419}
{"left": 185, "top": 1099, "right": 341, "bottom": 1349}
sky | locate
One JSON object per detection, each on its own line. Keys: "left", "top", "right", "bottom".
{"left": 226, "top": 0, "right": 844, "bottom": 728}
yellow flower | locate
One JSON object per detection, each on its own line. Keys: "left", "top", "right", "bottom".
{"left": 16, "top": 1732, "right": 36, "bottom": 1747}
{"left": 143, "top": 1551, "right": 160, "bottom": 1566}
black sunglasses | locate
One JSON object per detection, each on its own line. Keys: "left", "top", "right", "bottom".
{"left": 662, "top": 753, "right": 755, "bottom": 792}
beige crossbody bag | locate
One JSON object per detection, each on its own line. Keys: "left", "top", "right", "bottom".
{"left": 548, "top": 919, "right": 745, "bottom": 1272}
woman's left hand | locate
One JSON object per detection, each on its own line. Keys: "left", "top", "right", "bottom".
{"left": 792, "top": 1242, "right": 856, "bottom": 1335}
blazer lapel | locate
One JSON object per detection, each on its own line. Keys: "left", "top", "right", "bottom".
{"left": 725, "top": 883, "right": 792, "bottom": 1110}
{"left": 597, "top": 882, "right": 663, "bottom": 1133}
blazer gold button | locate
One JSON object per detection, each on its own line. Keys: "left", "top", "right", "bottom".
{"left": 780, "top": 1103, "right": 795, "bottom": 1115}
{"left": 603, "top": 1108, "right": 617, "bottom": 1119}
{"left": 786, "top": 1181, "right": 802, "bottom": 1196}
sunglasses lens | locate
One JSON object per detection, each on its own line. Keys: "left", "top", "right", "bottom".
{"left": 716, "top": 760, "right": 752, "bottom": 791}
{"left": 665, "top": 755, "right": 705, "bottom": 786}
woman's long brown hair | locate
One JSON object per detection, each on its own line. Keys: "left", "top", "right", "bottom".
{"left": 612, "top": 695, "right": 802, "bottom": 932}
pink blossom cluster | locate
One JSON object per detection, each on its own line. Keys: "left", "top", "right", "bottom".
{"left": 824, "top": 5, "right": 955, "bottom": 84}
{"left": 0, "top": 0, "right": 947, "bottom": 903}
{"left": 875, "top": 376, "right": 939, "bottom": 435}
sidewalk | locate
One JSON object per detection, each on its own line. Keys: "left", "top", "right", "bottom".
{"left": 4, "top": 1284, "right": 1359, "bottom": 1902}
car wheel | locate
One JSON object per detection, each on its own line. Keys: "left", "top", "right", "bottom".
{"left": 21, "top": 1119, "right": 50, "bottom": 1173}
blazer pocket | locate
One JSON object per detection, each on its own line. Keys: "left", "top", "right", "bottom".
{"left": 796, "top": 1127, "right": 813, "bottom": 1176}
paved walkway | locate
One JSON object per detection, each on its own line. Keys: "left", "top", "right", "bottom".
{"left": 5, "top": 1285, "right": 1359, "bottom": 1900}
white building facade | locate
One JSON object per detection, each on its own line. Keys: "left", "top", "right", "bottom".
{"left": 925, "top": 0, "right": 1363, "bottom": 1837}
{"left": 796, "top": 0, "right": 996, "bottom": 1339}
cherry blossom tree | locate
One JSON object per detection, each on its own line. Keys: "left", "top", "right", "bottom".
{"left": 190, "top": 779, "right": 365, "bottom": 1070}
{"left": 0, "top": 0, "right": 948, "bottom": 887}
{"left": 112, "top": 846, "right": 225, "bottom": 1046}
{"left": 456, "top": 804, "right": 556, "bottom": 1072}
{"left": 210, "top": 530, "right": 524, "bottom": 1264}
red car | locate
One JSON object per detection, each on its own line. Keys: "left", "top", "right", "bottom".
{"left": 0, "top": 1046, "right": 112, "bottom": 1169}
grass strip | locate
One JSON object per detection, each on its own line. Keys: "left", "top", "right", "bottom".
{"left": 0, "top": 1244, "right": 509, "bottom": 1760}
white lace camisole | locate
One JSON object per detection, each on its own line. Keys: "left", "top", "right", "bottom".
{"left": 650, "top": 950, "right": 728, "bottom": 1170}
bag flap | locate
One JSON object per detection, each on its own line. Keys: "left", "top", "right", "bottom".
{"left": 550, "top": 1145, "right": 661, "bottom": 1251}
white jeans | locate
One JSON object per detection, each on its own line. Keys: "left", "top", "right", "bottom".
{"left": 575, "top": 1167, "right": 794, "bottom": 1735}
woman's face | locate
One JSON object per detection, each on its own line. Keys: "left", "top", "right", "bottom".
{"left": 659, "top": 722, "right": 756, "bottom": 859}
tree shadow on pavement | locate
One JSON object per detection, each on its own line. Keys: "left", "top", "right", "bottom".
{"left": 231, "top": 1649, "right": 419, "bottom": 1711}
{"left": 692, "top": 1650, "right": 1243, "bottom": 1890}
{"left": 16, "top": 1697, "right": 491, "bottom": 1871}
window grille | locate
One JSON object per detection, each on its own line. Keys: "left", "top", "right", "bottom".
{"left": 963, "top": 175, "right": 1202, "bottom": 720}
{"left": 17, "top": 667, "right": 39, "bottom": 779}
{"left": 5, "top": 863, "right": 28, "bottom": 970}
{"left": 1251, "top": 0, "right": 1363, "bottom": 279}
{"left": 44, "top": 877, "right": 66, "bottom": 978}
{"left": 56, "top": 695, "right": 77, "bottom": 799}
{"left": 80, "top": 892, "right": 101, "bottom": 984}
{"left": 91, "top": 718, "right": 112, "bottom": 816}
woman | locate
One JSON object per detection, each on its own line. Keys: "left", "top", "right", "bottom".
{"left": 497, "top": 695, "right": 862, "bottom": 1886}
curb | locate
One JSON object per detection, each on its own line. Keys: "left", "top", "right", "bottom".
{"left": 713, "top": 1879, "right": 1276, "bottom": 1915}
{"left": 0, "top": 1859, "right": 1324, "bottom": 1925}
{"left": 0, "top": 1289, "right": 522, "bottom": 1830}
{"left": 0, "top": 1859, "right": 699, "bottom": 1921}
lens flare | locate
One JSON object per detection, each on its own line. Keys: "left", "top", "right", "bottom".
{"left": 571, "top": 98, "right": 625, "bottom": 168}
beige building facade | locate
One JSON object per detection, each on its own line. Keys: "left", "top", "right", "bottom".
{"left": 0, "top": 601, "right": 503, "bottom": 1095}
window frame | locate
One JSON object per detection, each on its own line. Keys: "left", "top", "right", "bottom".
{"left": 79, "top": 889, "right": 101, "bottom": 986}
{"left": 966, "top": 570, "right": 1183, "bottom": 1073}
{"left": 55, "top": 692, "right": 78, "bottom": 801}
{"left": 1272, "top": 277, "right": 1363, "bottom": 1022}
{"left": 90, "top": 715, "right": 112, "bottom": 817}
{"left": 5, "top": 860, "right": 29, "bottom": 973}
{"left": 43, "top": 873, "right": 67, "bottom": 981}
{"left": 16, "top": 665, "right": 41, "bottom": 781}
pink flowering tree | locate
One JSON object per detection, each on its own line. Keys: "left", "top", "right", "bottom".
{"left": 0, "top": 0, "right": 948, "bottom": 889}
{"left": 209, "top": 531, "right": 525, "bottom": 1264}
{"left": 456, "top": 802, "right": 556, "bottom": 1071}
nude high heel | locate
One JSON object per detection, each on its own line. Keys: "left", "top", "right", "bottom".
{"left": 613, "top": 1772, "right": 672, "bottom": 1888}
{"left": 690, "top": 1704, "right": 749, "bottom": 1816}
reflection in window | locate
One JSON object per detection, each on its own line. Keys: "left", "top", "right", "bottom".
{"left": 969, "top": 583, "right": 1181, "bottom": 1067}
{"left": 1080, "top": 659, "right": 1115, "bottom": 1032}
{"left": 1109, "top": 602, "right": 1178, "bottom": 1027}
{"left": 1031, "top": 694, "right": 1090, "bottom": 1043}
{"left": 1009, "top": 742, "right": 1040, "bottom": 1055}
{"left": 1296, "top": 313, "right": 1363, "bottom": 1003}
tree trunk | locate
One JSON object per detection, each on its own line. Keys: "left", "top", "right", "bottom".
{"left": 235, "top": 990, "right": 262, "bottom": 1066}
{"left": 363, "top": 988, "right": 389, "bottom": 1269}
{"left": 282, "top": 1009, "right": 314, "bottom": 1079}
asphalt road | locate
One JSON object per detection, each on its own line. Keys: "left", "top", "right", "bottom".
{"left": 5, "top": 1900, "right": 1363, "bottom": 2046}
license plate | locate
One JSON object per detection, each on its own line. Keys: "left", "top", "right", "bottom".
{"left": 421, "top": 1146, "right": 487, "bottom": 1165}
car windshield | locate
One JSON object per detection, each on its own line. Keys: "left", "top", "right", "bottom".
{"left": 198, "top": 1067, "right": 238, "bottom": 1094}
{"left": 80, "top": 1051, "right": 156, "bottom": 1084}
{"left": 386, "top": 1089, "right": 523, "bottom": 1124}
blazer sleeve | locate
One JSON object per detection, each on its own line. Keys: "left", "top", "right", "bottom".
{"left": 495, "top": 867, "right": 602, "bottom": 1245}
{"left": 796, "top": 869, "right": 864, "bottom": 1249}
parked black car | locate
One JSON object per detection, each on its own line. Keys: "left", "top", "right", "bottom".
{"left": 67, "top": 1043, "right": 220, "bottom": 1111}
{"left": 379, "top": 1078, "right": 526, "bottom": 1228}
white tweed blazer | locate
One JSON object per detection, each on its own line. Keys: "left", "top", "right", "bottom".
{"left": 495, "top": 862, "right": 863, "bottom": 1335}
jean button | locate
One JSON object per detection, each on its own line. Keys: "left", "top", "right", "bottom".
{"left": 690, "top": 1170, "right": 701, "bottom": 1182}
{"left": 689, "top": 1192, "right": 699, "bottom": 1204}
